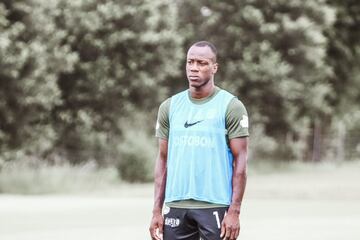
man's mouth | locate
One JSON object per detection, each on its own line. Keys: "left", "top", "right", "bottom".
{"left": 189, "top": 76, "right": 199, "bottom": 80}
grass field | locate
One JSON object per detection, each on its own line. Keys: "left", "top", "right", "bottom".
{"left": 1, "top": 161, "right": 360, "bottom": 240}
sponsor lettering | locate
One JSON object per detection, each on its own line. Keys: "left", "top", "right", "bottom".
{"left": 173, "top": 135, "right": 215, "bottom": 148}
{"left": 165, "top": 217, "right": 180, "bottom": 228}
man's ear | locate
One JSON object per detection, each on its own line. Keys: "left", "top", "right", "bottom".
{"left": 212, "top": 62, "right": 219, "bottom": 74}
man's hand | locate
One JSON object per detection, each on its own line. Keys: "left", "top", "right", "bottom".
{"left": 149, "top": 211, "right": 164, "bottom": 240}
{"left": 220, "top": 211, "right": 240, "bottom": 240}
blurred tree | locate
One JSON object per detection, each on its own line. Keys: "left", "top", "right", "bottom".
{"left": 0, "top": 0, "right": 182, "bottom": 166}
{"left": 0, "top": 0, "right": 76, "bottom": 159}
{"left": 325, "top": 0, "right": 360, "bottom": 161}
{"left": 326, "top": 0, "right": 360, "bottom": 116}
{"left": 2, "top": 0, "right": 357, "bottom": 167}
{"left": 177, "top": 0, "right": 336, "bottom": 160}
{"left": 47, "top": 0, "right": 183, "bottom": 163}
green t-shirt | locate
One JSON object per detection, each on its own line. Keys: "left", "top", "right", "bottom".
{"left": 155, "top": 86, "right": 249, "bottom": 209}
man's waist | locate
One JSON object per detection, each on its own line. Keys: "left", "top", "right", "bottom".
{"left": 165, "top": 199, "right": 229, "bottom": 209}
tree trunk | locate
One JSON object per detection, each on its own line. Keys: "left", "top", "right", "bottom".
{"left": 312, "top": 118, "right": 322, "bottom": 162}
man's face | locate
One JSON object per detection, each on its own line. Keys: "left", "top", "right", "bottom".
{"left": 186, "top": 46, "right": 218, "bottom": 89}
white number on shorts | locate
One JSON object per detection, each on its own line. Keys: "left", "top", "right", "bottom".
{"left": 213, "top": 211, "right": 221, "bottom": 229}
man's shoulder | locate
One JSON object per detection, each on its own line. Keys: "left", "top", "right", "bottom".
{"left": 160, "top": 97, "right": 172, "bottom": 106}
{"left": 226, "top": 97, "right": 248, "bottom": 118}
{"left": 215, "top": 87, "right": 245, "bottom": 107}
{"left": 171, "top": 89, "right": 188, "bottom": 100}
{"left": 158, "top": 97, "right": 171, "bottom": 116}
{"left": 215, "top": 86, "right": 236, "bottom": 99}
{"left": 228, "top": 97, "right": 246, "bottom": 107}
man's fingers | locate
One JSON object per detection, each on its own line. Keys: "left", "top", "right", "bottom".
{"left": 159, "top": 222, "right": 164, "bottom": 233}
{"left": 152, "top": 229, "right": 162, "bottom": 240}
{"left": 234, "top": 227, "right": 240, "bottom": 239}
{"left": 149, "top": 227, "right": 158, "bottom": 240}
{"left": 149, "top": 228, "right": 156, "bottom": 240}
{"left": 156, "top": 228, "right": 163, "bottom": 240}
{"left": 224, "top": 226, "right": 231, "bottom": 239}
{"left": 230, "top": 226, "right": 237, "bottom": 240}
{"left": 220, "top": 221, "right": 226, "bottom": 238}
{"left": 149, "top": 221, "right": 163, "bottom": 240}
{"left": 158, "top": 223, "right": 164, "bottom": 239}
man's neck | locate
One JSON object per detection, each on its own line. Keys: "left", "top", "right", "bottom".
{"left": 189, "top": 81, "right": 215, "bottom": 99}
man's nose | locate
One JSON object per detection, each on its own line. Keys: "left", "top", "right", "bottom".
{"left": 189, "top": 63, "right": 199, "bottom": 71}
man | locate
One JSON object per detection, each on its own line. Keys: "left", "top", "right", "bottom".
{"left": 149, "top": 41, "right": 249, "bottom": 240}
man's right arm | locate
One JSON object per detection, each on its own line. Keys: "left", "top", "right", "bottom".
{"left": 150, "top": 99, "right": 170, "bottom": 240}
{"left": 149, "top": 138, "right": 168, "bottom": 240}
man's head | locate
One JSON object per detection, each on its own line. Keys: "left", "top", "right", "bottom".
{"left": 186, "top": 41, "right": 218, "bottom": 89}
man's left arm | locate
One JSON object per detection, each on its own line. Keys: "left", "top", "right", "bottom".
{"left": 220, "top": 137, "right": 248, "bottom": 240}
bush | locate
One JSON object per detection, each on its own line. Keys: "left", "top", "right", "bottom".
{"left": 249, "top": 125, "right": 278, "bottom": 160}
{"left": 117, "top": 127, "right": 157, "bottom": 183}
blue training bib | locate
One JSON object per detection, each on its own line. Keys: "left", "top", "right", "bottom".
{"left": 165, "top": 89, "right": 235, "bottom": 205}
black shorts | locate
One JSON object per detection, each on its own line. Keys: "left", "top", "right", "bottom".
{"left": 163, "top": 206, "right": 228, "bottom": 240}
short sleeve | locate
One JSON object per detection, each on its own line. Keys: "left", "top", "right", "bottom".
{"left": 226, "top": 98, "right": 249, "bottom": 139}
{"left": 155, "top": 98, "right": 171, "bottom": 139}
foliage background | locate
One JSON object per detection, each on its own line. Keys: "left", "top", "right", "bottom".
{"left": 0, "top": 0, "right": 359, "bottom": 186}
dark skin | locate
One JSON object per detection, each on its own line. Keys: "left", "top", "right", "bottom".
{"left": 186, "top": 45, "right": 218, "bottom": 98}
{"left": 149, "top": 138, "right": 168, "bottom": 240}
{"left": 221, "top": 137, "right": 248, "bottom": 240}
{"left": 149, "top": 45, "right": 248, "bottom": 240}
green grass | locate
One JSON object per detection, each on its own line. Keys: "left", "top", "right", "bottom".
{"left": 0, "top": 160, "right": 359, "bottom": 239}
{"left": 0, "top": 160, "right": 119, "bottom": 194}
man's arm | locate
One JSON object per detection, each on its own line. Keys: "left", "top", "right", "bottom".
{"left": 149, "top": 138, "right": 168, "bottom": 240}
{"left": 220, "top": 137, "right": 248, "bottom": 240}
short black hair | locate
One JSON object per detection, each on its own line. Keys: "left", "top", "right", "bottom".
{"left": 191, "top": 41, "right": 217, "bottom": 62}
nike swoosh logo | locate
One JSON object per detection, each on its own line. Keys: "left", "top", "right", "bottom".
{"left": 184, "top": 120, "right": 203, "bottom": 128}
